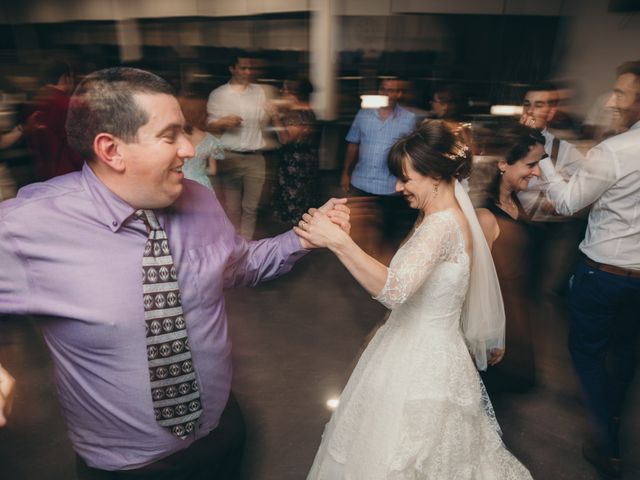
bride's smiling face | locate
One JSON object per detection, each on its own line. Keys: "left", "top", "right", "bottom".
{"left": 395, "top": 157, "right": 438, "bottom": 210}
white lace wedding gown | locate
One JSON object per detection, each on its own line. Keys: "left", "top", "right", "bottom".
{"left": 307, "top": 209, "right": 533, "bottom": 480}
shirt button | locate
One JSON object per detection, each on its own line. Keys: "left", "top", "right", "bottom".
{"left": 112, "top": 220, "right": 118, "bottom": 227}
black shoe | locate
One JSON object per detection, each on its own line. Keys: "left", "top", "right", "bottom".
{"left": 582, "top": 440, "right": 621, "bottom": 479}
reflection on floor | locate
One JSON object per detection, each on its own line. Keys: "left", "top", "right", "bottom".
{"left": 1, "top": 175, "right": 639, "bottom": 479}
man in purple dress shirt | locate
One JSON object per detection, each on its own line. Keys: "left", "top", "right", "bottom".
{"left": 0, "top": 67, "right": 348, "bottom": 479}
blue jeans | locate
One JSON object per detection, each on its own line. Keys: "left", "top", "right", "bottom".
{"left": 567, "top": 260, "right": 640, "bottom": 456}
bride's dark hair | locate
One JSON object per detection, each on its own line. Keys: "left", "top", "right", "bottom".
{"left": 388, "top": 120, "right": 472, "bottom": 182}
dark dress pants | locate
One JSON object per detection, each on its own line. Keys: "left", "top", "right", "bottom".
{"left": 76, "top": 393, "right": 245, "bottom": 480}
{"left": 567, "top": 261, "right": 640, "bottom": 456}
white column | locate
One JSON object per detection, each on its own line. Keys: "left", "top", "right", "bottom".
{"left": 310, "top": 0, "right": 339, "bottom": 121}
{"left": 115, "top": 18, "right": 142, "bottom": 64}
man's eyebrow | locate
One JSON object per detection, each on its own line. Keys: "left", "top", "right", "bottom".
{"left": 156, "top": 123, "right": 183, "bottom": 137}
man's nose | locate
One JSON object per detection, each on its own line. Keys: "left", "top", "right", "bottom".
{"left": 605, "top": 93, "right": 616, "bottom": 109}
{"left": 178, "top": 136, "right": 195, "bottom": 158}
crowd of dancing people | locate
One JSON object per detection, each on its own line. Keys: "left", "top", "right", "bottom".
{"left": 0, "top": 51, "right": 639, "bottom": 480}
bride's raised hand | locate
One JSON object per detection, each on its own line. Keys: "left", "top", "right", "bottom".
{"left": 294, "top": 210, "right": 349, "bottom": 249}
{"left": 317, "top": 198, "right": 351, "bottom": 235}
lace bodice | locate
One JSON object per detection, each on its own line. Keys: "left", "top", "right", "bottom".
{"left": 375, "top": 209, "right": 470, "bottom": 317}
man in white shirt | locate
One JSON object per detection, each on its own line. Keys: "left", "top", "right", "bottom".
{"left": 518, "top": 83, "right": 587, "bottom": 299}
{"left": 207, "top": 51, "right": 268, "bottom": 239}
{"left": 540, "top": 61, "right": 640, "bottom": 479}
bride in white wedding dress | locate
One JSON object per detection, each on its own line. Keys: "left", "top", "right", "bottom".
{"left": 295, "top": 121, "right": 533, "bottom": 480}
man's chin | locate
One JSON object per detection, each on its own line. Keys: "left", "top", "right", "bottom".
{"left": 154, "top": 185, "right": 184, "bottom": 209}
{"left": 614, "top": 115, "right": 637, "bottom": 132}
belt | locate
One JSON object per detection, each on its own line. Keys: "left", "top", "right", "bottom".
{"left": 583, "top": 257, "right": 640, "bottom": 279}
{"left": 226, "top": 149, "right": 260, "bottom": 155}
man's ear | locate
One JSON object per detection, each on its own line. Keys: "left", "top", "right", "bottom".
{"left": 546, "top": 106, "right": 558, "bottom": 123}
{"left": 93, "top": 133, "right": 126, "bottom": 173}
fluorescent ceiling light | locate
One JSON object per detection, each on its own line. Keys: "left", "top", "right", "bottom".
{"left": 490, "top": 105, "right": 523, "bottom": 116}
{"left": 361, "top": 95, "right": 388, "bottom": 109}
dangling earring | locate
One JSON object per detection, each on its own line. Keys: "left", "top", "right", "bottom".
{"left": 499, "top": 169, "right": 505, "bottom": 176}
{"left": 433, "top": 182, "right": 439, "bottom": 197}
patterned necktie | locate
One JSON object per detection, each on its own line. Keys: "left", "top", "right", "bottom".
{"left": 137, "top": 209, "right": 202, "bottom": 438}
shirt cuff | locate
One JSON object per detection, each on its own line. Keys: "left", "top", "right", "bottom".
{"left": 282, "top": 229, "right": 310, "bottom": 257}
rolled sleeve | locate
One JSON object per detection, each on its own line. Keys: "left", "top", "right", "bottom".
{"left": 345, "top": 111, "right": 363, "bottom": 144}
{"left": 206, "top": 90, "right": 221, "bottom": 124}
{"left": 0, "top": 218, "right": 31, "bottom": 314}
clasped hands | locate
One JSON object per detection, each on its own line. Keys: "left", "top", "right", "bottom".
{"left": 295, "top": 198, "right": 350, "bottom": 249}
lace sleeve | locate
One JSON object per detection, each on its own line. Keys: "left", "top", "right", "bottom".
{"left": 374, "top": 213, "right": 453, "bottom": 310}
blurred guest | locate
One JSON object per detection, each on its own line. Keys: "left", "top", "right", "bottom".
{"left": 24, "top": 60, "right": 83, "bottom": 180}
{"left": 0, "top": 364, "right": 15, "bottom": 427}
{"left": 540, "top": 60, "right": 640, "bottom": 480}
{"left": 518, "top": 82, "right": 587, "bottom": 299}
{"left": 0, "top": 123, "right": 23, "bottom": 200}
{"left": 269, "top": 78, "right": 319, "bottom": 224}
{"left": 430, "top": 84, "right": 467, "bottom": 126}
{"left": 0, "top": 123, "right": 23, "bottom": 150}
{"left": 178, "top": 89, "right": 224, "bottom": 190}
{"left": 426, "top": 85, "right": 473, "bottom": 188}
{"left": 206, "top": 51, "right": 268, "bottom": 239}
{"left": 340, "top": 77, "right": 417, "bottom": 261}
{"left": 476, "top": 125, "right": 545, "bottom": 392}
{"left": 583, "top": 91, "right": 616, "bottom": 142}
{"left": 547, "top": 80, "right": 584, "bottom": 140}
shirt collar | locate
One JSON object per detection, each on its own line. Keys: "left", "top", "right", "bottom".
{"left": 81, "top": 163, "right": 138, "bottom": 233}
{"left": 630, "top": 120, "right": 640, "bottom": 131}
{"left": 376, "top": 104, "right": 401, "bottom": 120}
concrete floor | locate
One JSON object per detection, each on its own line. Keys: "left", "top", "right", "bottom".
{"left": 1, "top": 173, "right": 639, "bottom": 479}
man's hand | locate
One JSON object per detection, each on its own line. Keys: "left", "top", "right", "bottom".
{"left": 297, "top": 198, "right": 350, "bottom": 249}
{"left": 539, "top": 199, "right": 558, "bottom": 216}
{"left": 340, "top": 173, "right": 351, "bottom": 193}
{"left": 318, "top": 198, "right": 350, "bottom": 235}
{"left": 265, "top": 101, "right": 281, "bottom": 120}
{"left": 488, "top": 348, "right": 505, "bottom": 366}
{"left": 519, "top": 113, "right": 537, "bottom": 129}
{"left": 0, "top": 365, "right": 16, "bottom": 427}
{"left": 217, "top": 115, "right": 243, "bottom": 130}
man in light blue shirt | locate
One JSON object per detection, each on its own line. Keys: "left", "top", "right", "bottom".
{"left": 340, "top": 78, "right": 417, "bottom": 259}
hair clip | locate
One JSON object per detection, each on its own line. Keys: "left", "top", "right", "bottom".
{"left": 443, "top": 141, "right": 469, "bottom": 161}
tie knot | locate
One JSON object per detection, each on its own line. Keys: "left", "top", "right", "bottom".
{"left": 135, "top": 209, "right": 161, "bottom": 231}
